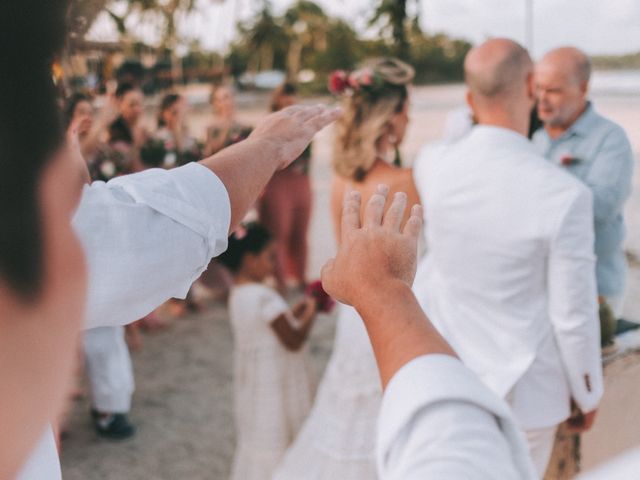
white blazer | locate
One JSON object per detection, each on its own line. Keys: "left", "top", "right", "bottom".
{"left": 412, "top": 125, "right": 603, "bottom": 429}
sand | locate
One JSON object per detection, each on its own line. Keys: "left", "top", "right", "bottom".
{"left": 60, "top": 82, "right": 640, "bottom": 479}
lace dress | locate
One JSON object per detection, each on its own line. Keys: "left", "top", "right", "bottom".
{"left": 273, "top": 304, "right": 381, "bottom": 479}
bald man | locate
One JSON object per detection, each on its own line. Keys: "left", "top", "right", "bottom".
{"left": 412, "top": 39, "right": 603, "bottom": 476}
{"left": 533, "top": 47, "right": 634, "bottom": 320}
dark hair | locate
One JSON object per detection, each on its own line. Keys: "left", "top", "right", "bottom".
{"left": 63, "top": 92, "right": 92, "bottom": 130}
{"left": 270, "top": 82, "right": 298, "bottom": 112}
{"left": 157, "top": 93, "right": 181, "bottom": 127}
{"left": 0, "top": 0, "right": 68, "bottom": 299}
{"left": 115, "top": 82, "right": 138, "bottom": 99}
{"left": 217, "top": 223, "right": 273, "bottom": 273}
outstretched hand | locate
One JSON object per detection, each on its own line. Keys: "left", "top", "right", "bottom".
{"left": 249, "top": 104, "right": 342, "bottom": 170}
{"left": 321, "top": 185, "right": 423, "bottom": 309}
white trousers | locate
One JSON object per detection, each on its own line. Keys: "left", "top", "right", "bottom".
{"left": 84, "top": 326, "right": 135, "bottom": 413}
{"left": 525, "top": 425, "right": 558, "bottom": 478}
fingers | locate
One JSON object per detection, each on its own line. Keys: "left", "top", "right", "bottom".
{"left": 280, "top": 104, "right": 305, "bottom": 116}
{"left": 383, "top": 192, "right": 407, "bottom": 232}
{"left": 296, "top": 104, "right": 325, "bottom": 122}
{"left": 403, "top": 204, "right": 423, "bottom": 239}
{"left": 304, "top": 106, "right": 343, "bottom": 131}
{"left": 363, "top": 184, "right": 389, "bottom": 228}
{"left": 341, "top": 190, "right": 361, "bottom": 238}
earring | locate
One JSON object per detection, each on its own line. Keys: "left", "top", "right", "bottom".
{"left": 388, "top": 133, "right": 398, "bottom": 146}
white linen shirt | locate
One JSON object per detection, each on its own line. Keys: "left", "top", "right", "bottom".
{"left": 17, "top": 163, "right": 231, "bottom": 480}
{"left": 377, "top": 354, "right": 537, "bottom": 479}
{"left": 413, "top": 126, "right": 603, "bottom": 429}
{"left": 378, "top": 355, "right": 636, "bottom": 480}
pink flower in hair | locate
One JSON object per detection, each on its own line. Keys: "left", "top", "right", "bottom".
{"left": 328, "top": 70, "right": 348, "bottom": 94}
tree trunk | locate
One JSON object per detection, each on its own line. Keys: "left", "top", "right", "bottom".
{"left": 68, "top": 0, "right": 110, "bottom": 38}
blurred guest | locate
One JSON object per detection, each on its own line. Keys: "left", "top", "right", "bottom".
{"left": 203, "top": 85, "right": 252, "bottom": 156}
{"left": 64, "top": 97, "right": 138, "bottom": 440}
{"left": 259, "top": 82, "right": 313, "bottom": 291}
{"left": 63, "top": 92, "right": 118, "bottom": 164}
{"left": 199, "top": 86, "right": 253, "bottom": 300}
{"left": 108, "top": 82, "right": 148, "bottom": 172}
{"left": 533, "top": 47, "right": 634, "bottom": 320}
{"left": 142, "top": 93, "right": 201, "bottom": 169}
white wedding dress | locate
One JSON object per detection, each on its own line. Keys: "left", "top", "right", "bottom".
{"left": 273, "top": 303, "right": 381, "bottom": 479}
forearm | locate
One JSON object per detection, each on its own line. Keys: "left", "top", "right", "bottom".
{"left": 199, "top": 138, "right": 280, "bottom": 232}
{"left": 355, "top": 280, "right": 456, "bottom": 389}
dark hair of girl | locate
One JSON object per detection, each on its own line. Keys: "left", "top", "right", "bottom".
{"left": 157, "top": 93, "right": 181, "bottom": 128}
{"left": 217, "top": 223, "right": 273, "bottom": 273}
{"left": 63, "top": 92, "right": 92, "bottom": 130}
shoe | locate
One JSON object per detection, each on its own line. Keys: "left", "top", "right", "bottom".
{"left": 93, "top": 412, "right": 136, "bottom": 440}
{"left": 615, "top": 318, "right": 640, "bottom": 335}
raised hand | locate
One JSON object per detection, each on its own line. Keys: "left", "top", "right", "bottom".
{"left": 321, "top": 185, "right": 423, "bottom": 309}
{"left": 249, "top": 104, "right": 342, "bottom": 170}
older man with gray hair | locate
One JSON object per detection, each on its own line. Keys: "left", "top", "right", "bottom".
{"left": 533, "top": 47, "right": 634, "bottom": 321}
{"left": 412, "top": 39, "right": 603, "bottom": 476}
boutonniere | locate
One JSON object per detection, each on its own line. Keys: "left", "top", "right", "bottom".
{"left": 560, "top": 155, "right": 581, "bottom": 167}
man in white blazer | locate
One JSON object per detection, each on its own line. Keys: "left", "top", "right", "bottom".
{"left": 412, "top": 38, "right": 603, "bottom": 476}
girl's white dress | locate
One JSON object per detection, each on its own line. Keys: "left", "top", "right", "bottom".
{"left": 228, "top": 283, "right": 316, "bottom": 480}
{"left": 273, "top": 303, "right": 381, "bottom": 479}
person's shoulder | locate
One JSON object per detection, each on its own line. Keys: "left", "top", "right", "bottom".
{"left": 520, "top": 150, "right": 588, "bottom": 195}
{"left": 413, "top": 141, "right": 451, "bottom": 177}
{"left": 231, "top": 283, "right": 280, "bottom": 306}
{"left": 588, "top": 108, "right": 630, "bottom": 141}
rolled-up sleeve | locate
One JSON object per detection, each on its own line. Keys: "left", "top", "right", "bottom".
{"left": 73, "top": 163, "right": 231, "bottom": 330}
{"left": 378, "top": 355, "right": 537, "bottom": 480}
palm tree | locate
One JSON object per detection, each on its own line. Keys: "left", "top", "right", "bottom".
{"left": 369, "top": 0, "right": 420, "bottom": 60}
{"left": 238, "top": 4, "right": 288, "bottom": 72}
{"left": 282, "top": 0, "right": 329, "bottom": 78}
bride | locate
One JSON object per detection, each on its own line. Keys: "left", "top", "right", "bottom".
{"left": 273, "top": 57, "right": 419, "bottom": 479}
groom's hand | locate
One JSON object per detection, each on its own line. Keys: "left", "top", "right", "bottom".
{"left": 249, "top": 104, "right": 342, "bottom": 170}
{"left": 321, "top": 185, "right": 423, "bottom": 309}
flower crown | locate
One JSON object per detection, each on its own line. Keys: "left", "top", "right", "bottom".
{"left": 328, "top": 68, "right": 387, "bottom": 97}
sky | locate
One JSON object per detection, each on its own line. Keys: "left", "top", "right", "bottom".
{"left": 88, "top": 0, "right": 640, "bottom": 59}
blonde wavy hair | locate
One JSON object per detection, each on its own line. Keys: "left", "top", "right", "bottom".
{"left": 333, "top": 58, "right": 415, "bottom": 181}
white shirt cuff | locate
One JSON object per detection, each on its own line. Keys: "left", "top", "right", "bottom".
{"left": 378, "top": 354, "right": 536, "bottom": 479}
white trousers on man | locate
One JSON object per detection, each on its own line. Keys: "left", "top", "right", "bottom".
{"left": 84, "top": 326, "right": 134, "bottom": 413}
{"left": 525, "top": 425, "right": 558, "bottom": 477}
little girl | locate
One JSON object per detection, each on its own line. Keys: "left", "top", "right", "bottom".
{"left": 218, "top": 223, "right": 318, "bottom": 480}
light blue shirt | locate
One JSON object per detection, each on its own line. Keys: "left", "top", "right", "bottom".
{"left": 533, "top": 102, "right": 634, "bottom": 296}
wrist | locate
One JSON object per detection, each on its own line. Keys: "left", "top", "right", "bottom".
{"left": 354, "top": 278, "right": 412, "bottom": 317}
{"left": 246, "top": 134, "right": 286, "bottom": 170}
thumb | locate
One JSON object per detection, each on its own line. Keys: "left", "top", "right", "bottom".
{"left": 320, "top": 258, "right": 336, "bottom": 289}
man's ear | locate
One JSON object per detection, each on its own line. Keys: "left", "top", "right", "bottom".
{"left": 580, "top": 80, "right": 589, "bottom": 96}
{"left": 526, "top": 72, "right": 536, "bottom": 102}
{"left": 465, "top": 90, "right": 479, "bottom": 124}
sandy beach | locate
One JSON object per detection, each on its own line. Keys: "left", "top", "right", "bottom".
{"left": 61, "top": 78, "right": 640, "bottom": 479}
